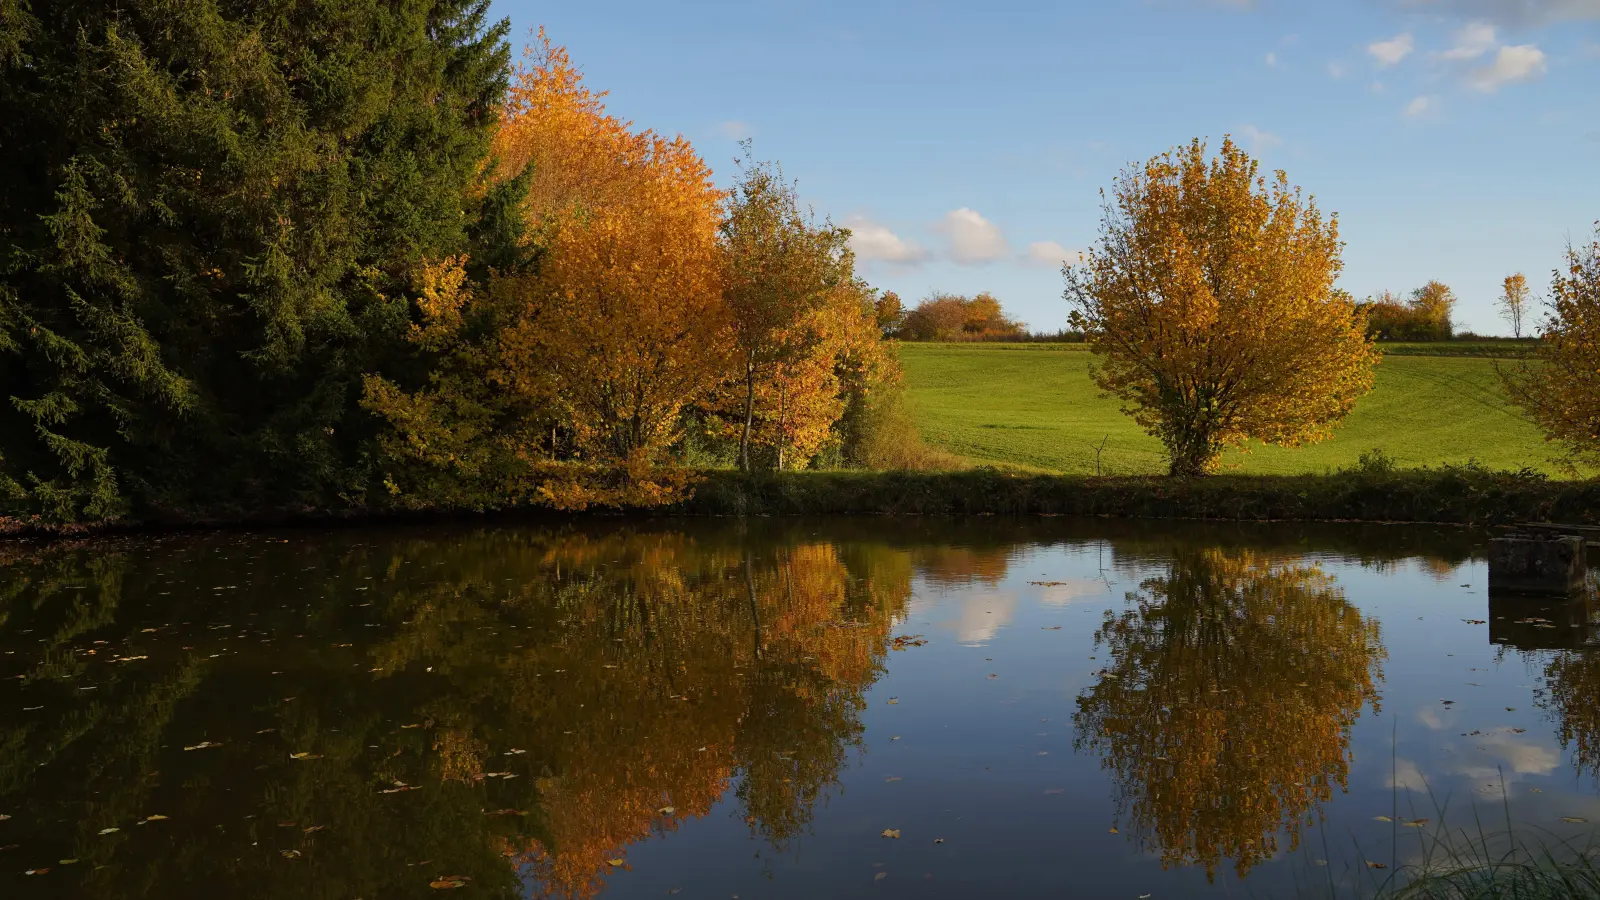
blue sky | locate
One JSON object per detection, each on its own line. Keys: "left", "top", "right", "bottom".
{"left": 492, "top": 0, "right": 1600, "bottom": 333}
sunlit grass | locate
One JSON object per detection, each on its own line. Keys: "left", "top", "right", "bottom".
{"left": 899, "top": 342, "right": 1573, "bottom": 477}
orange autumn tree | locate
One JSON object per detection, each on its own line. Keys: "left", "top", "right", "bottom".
{"left": 1066, "top": 137, "right": 1378, "bottom": 476}
{"left": 492, "top": 31, "right": 730, "bottom": 470}
{"left": 720, "top": 150, "right": 858, "bottom": 470}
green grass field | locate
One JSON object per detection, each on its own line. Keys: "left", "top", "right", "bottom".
{"left": 898, "top": 342, "right": 1575, "bottom": 476}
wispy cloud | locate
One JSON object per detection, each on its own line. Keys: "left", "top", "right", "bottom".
{"left": 934, "top": 208, "right": 1010, "bottom": 265}
{"left": 1397, "top": 0, "right": 1600, "bottom": 27}
{"left": 716, "top": 120, "right": 752, "bottom": 140}
{"left": 1265, "top": 51, "right": 1279, "bottom": 67}
{"left": 844, "top": 215, "right": 927, "bottom": 265}
{"left": 1438, "top": 21, "right": 1497, "bottom": 60}
{"left": 1405, "top": 94, "right": 1438, "bottom": 116}
{"left": 1467, "top": 43, "right": 1548, "bottom": 90}
{"left": 1022, "top": 241, "right": 1085, "bottom": 268}
{"left": 1369, "top": 32, "right": 1415, "bottom": 66}
{"left": 1238, "top": 124, "right": 1283, "bottom": 153}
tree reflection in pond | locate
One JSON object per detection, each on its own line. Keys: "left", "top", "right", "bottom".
{"left": 1073, "top": 548, "right": 1386, "bottom": 880}
{"left": 0, "top": 528, "right": 910, "bottom": 899}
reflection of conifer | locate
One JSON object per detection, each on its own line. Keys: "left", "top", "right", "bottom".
{"left": 1074, "top": 549, "right": 1385, "bottom": 880}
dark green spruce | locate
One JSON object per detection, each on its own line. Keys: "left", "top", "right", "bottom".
{"left": 0, "top": 0, "right": 519, "bottom": 522}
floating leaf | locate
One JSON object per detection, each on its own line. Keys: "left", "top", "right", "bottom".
{"left": 881, "top": 829, "right": 901, "bottom": 839}
{"left": 1403, "top": 819, "right": 1430, "bottom": 827}
{"left": 483, "top": 809, "right": 526, "bottom": 817}
{"left": 1367, "top": 862, "right": 1388, "bottom": 870}
{"left": 280, "top": 850, "right": 301, "bottom": 859}
{"left": 98, "top": 827, "right": 120, "bottom": 835}
{"left": 933, "top": 838, "right": 945, "bottom": 844}
{"left": 430, "top": 876, "right": 470, "bottom": 889}
{"left": 874, "top": 872, "right": 887, "bottom": 881}
{"left": 1108, "top": 826, "right": 1119, "bottom": 834}
{"left": 606, "top": 858, "right": 627, "bottom": 868}
{"left": 1373, "top": 816, "right": 1392, "bottom": 822}
{"left": 886, "top": 698, "right": 898, "bottom": 705}
{"left": 658, "top": 807, "right": 676, "bottom": 816}
{"left": 23, "top": 868, "right": 49, "bottom": 875}
{"left": 289, "top": 752, "right": 322, "bottom": 760}
{"left": 1563, "top": 817, "right": 1589, "bottom": 824}
{"left": 142, "top": 815, "right": 169, "bottom": 823}
{"left": 58, "top": 859, "right": 78, "bottom": 865}
{"left": 183, "top": 741, "right": 222, "bottom": 751}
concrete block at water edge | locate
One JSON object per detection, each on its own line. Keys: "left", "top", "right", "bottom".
{"left": 1488, "top": 536, "right": 1587, "bottom": 596}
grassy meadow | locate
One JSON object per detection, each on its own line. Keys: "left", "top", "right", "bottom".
{"left": 898, "top": 341, "right": 1574, "bottom": 477}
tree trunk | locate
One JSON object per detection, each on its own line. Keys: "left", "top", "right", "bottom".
{"left": 739, "top": 363, "right": 756, "bottom": 473}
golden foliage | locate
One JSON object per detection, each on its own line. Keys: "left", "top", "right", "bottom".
{"left": 1500, "top": 273, "right": 1531, "bottom": 340}
{"left": 720, "top": 153, "right": 859, "bottom": 470}
{"left": 1066, "top": 137, "right": 1379, "bottom": 476}
{"left": 493, "top": 32, "right": 729, "bottom": 464}
{"left": 1503, "top": 228, "right": 1600, "bottom": 468}
{"left": 1074, "top": 548, "right": 1385, "bottom": 879}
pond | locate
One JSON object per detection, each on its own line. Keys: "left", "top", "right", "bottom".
{"left": 1, "top": 518, "right": 1597, "bottom": 898}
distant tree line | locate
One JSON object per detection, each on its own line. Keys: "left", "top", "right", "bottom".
{"left": 877, "top": 291, "right": 1083, "bottom": 342}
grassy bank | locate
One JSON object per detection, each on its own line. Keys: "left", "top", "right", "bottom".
{"left": 677, "top": 468, "right": 1600, "bottom": 526}
{"left": 898, "top": 341, "right": 1566, "bottom": 476}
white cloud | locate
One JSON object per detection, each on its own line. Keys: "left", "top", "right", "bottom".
{"left": 1328, "top": 60, "right": 1349, "bottom": 78}
{"left": 1467, "top": 43, "right": 1548, "bottom": 90}
{"left": 844, "top": 215, "right": 927, "bottom": 265}
{"left": 1406, "top": 94, "right": 1438, "bottom": 116}
{"left": 1440, "top": 21, "right": 1498, "bottom": 59}
{"left": 1238, "top": 124, "right": 1283, "bottom": 153}
{"left": 1369, "top": 32, "right": 1415, "bottom": 67}
{"left": 1398, "top": 0, "right": 1600, "bottom": 26}
{"left": 716, "top": 120, "right": 752, "bottom": 140}
{"left": 1035, "top": 577, "right": 1106, "bottom": 605}
{"left": 934, "top": 208, "right": 1009, "bottom": 265}
{"left": 1023, "top": 241, "right": 1085, "bottom": 268}
{"left": 1265, "top": 51, "right": 1279, "bottom": 67}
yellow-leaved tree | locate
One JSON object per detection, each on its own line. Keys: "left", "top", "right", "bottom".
{"left": 491, "top": 31, "right": 730, "bottom": 481}
{"left": 1066, "top": 137, "right": 1379, "bottom": 476}
{"left": 720, "top": 150, "right": 857, "bottom": 471}
{"left": 1503, "top": 226, "right": 1600, "bottom": 470}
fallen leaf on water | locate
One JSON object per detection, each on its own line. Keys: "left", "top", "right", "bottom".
{"left": 886, "top": 698, "right": 898, "bottom": 705}
{"left": 430, "top": 876, "right": 470, "bottom": 889}
{"left": 303, "top": 825, "right": 326, "bottom": 834}
{"left": 256, "top": 728, "right": 276, "bottom": 734}
{"left": 98, "top": 827, "right": 119, "bottom": 835}
{"left": 874, "top": 872, "right": 887, "bottom": 881}
{"left": 1506, "top": 707, "right": 1516, "bottom": 712}
{"left": 483, "top": 809, "right": 526, "bottom": 817}
{"left": 1403, "top": 819, "right": 1430, "bottom": 827}
{"left": 400, "top": 723, "right": 424, "bottom": 729}
{"left": 933, "top": 838, "right": 944, "bottom": 844}
{"left": 380, "top": 786, "right": 418, "bottom": 795}
{"left": 1440, "top": 700, "right": 1456, "bottom": 706}
{"left": 881, "top": 829, "right": 901, "bottom": 839}
{"left": 658, "top": 807, "right": 676, "bottom": 815}
{"left": 890, "top": 736, "right": 900, "bottom": 741}
{"left": 1108, "top": 826, "right": 1119, "bottom": 834}
{"left": 183, "top": 741, "right": 222, "bottom": 751}
{"left": 289, "top": 752, "right": 321, "bottom": 760}
{"left": 504, "top": 749, "right": 526, "bottom": 755}
{"left": 987, "top": 674, "right": 998, "bottom": 680}
{"left": 24, "top": 868, "right": 49, "bottom": 875}
{"left": 142, "top": 814, "right": 169, "bottom": 823}
{"left": 281, "top": 850, "right": 301, "bottom": 859}
{"left": 606, "top": 858, "right": 627, "bottom": 868}
{"left": 1367, "top": 862, "right": 1388, "bottom": 870}
{"left": 58, "top": 859, "right": 78, "bottom": 865}
{"left": 1373, "top": 816, "right": 1392, "bottom": 822}
{"left": 1463, "top": 619, "right": 1486, "bottom": 625}
{"left": 1563, "top": 817, "right": 1589, "bottom": 824}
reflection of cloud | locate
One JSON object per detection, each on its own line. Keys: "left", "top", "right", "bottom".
{"left": 1388, "top": 758, "right": 1431, "bottom": 792}
{"left": 949, "top": 591, "right": 1017, "bottom": 645}
{"left": 1466, "top": 735, "right": 1560, "bottom": 776}
{"left": 1418, "top": 706, "right": 1447, "bottom": 730}
{"left": 1036, "top": 578, "right": 1109, "bottom": 607}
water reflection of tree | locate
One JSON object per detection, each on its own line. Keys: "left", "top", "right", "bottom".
{"left": 0, "top": 528, "right": 911, "bottom": 899}
{"left": 1073, "top": 548, "right": 1385, "bottom": 880}
{"left": 1535, "top": 649, "right": 1600, "bottom": 782}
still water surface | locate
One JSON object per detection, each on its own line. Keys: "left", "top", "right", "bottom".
{"left": 2, "top": 518, "right": 1598, "bottom": 898}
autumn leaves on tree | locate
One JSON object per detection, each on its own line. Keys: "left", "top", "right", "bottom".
{"left": 1067, "top": 137, "right": 1380, "bottom": 477}
{"left": 362, "top": 32, "right": 902, "bottom": 509}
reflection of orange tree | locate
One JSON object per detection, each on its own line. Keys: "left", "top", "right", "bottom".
{"left": 1538, "top": 651, "right": 1600, "bottom": 782}
{"left": 423, "top": 533, "right": 912, "bottom": 899}
{"left": 1073, "top": 549, "right": 1385, "bottom": 880}
{"left": 911, "top": 545, "right": 1012, "bottom": 587}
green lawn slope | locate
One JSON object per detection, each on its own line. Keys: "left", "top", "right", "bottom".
{"left": 898, "top": 342, "right": 1573, "bottom": 476}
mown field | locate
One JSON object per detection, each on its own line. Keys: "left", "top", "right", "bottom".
{"left": 898, "top": 342, "right": 1573, "bottom": 476}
